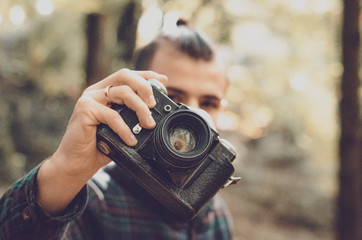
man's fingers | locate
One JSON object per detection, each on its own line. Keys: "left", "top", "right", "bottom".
{"left": 76, "top": 68, "right": 166, "bottom": 146}
{"left": 111, "top": 86, "right": 156, "bottom": 129}
{"left": 85, "top": 69, "right": 164, "bottom": 109}
{"left": 85, "top": 86, "right": 156, "bottom": 129}
{"left": 90, "top": 100, "right": 138, "bottom": 146}
{"left": 136, "top": 70, "right": 168, "bottom": 85}
{"left": 88, "top": 68, "right": 167, "bottom": 92}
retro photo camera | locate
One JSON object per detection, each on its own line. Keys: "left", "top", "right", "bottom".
{"left": 96, "top": 79, "right": 240, "bottom": 219}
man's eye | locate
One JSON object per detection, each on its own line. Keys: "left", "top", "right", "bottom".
{"left": 200, "top": 101, "right": 219, "bottom": 110}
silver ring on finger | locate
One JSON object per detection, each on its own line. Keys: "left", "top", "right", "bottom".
{"left": 104, "top": 85, "right": 113, "bottom": 103}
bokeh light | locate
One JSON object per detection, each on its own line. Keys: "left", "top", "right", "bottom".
{"left": 162, "top": 12, "right": 182, "bottom": 34}
{"left": 217, "top": 111, "right": 240, "bottom": 131}
{"left": 138, "top": 7, "right": 162, "bottom": 41}
{"left": 36, "top": 0, "right": 55, "bottom": 16}
{"left": 9, "top": 5, "right": 26, "bottom": 25}
{"left": 290, "top": 73, "right": 309, "bottom": 92}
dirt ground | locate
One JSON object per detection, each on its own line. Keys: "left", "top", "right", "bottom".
{"left": 221, "top": 186, "right": 334, "bottom": 240}
{"left": 219, "top": 130, "right": 335, "bottom": 240}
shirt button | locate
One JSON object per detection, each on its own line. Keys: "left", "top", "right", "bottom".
{"left": 23, "top": 206, "right": 33, "bottom": 221}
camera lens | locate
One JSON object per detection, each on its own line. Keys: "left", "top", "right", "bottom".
{"left": 169, "top": 126, "right": 196, "bottom": 153}
{"left": 154, "top": 109, "right": 214, "bottom": 171}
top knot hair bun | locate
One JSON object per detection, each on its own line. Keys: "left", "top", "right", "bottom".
{"left": 176, "top": 18, "right": 189, "bottom": 27}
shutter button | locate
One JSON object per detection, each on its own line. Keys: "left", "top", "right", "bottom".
{"left": 22, "top": 206, "right": 33, "bottom": 221}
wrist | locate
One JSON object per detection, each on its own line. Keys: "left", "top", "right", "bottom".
{"left": 36, "top": 156, "right": 92, "bottom": 215}
{"left": 49, "top": 149, "right": 99, "bottom": 183}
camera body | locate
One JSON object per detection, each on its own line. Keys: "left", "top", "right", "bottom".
{"left": 96, "top": 81, "right": 237, "bottom": 219}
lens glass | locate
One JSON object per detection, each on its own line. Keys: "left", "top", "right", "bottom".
{"left": 169, "top": 126, "right": 196, "bottom": 153}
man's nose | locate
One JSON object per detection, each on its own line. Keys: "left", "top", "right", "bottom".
{"left": 185, "top": 99, "right": 200, "bottom": 109}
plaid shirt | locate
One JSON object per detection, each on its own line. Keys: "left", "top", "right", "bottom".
{"left": 0, "top": 163, "right": 233, "bottom": 240}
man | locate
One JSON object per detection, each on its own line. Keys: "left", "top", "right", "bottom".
{"left": 0, "top": 20, "right": 233, "bottom": 239}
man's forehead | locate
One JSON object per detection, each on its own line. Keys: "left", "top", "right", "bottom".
{"left": 150, "top": 44, "right": 227, "bottom": 95}
{"left": 166, "top": 86, "right": 223, "bottom": 101}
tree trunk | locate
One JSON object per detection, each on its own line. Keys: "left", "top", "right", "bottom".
{"left": 85, "top": 1, "right": 142, "bottom": 85}
{"left": 337, "top": 0, "right": 361, "bottom": 240}
{"left": 116, "top": 0, "right": 142, "bottom": 67}
{"left": 85, "top": 13, "right": 109, "bottom": 86}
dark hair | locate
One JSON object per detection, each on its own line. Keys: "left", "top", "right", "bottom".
{"left": 134, "top": 19, "right": 215, "bottom": 70}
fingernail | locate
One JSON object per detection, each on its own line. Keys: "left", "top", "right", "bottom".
{"left": 148, "top": 96, "right": 156, "bottom": 106}
{"left": 129, "top": 134, "right": 138, "bottom": 146}
{"left": 148, "top": 115, "right": 156, "bottom": 127}
{"left": 157, "top": 73, "right": 166, "bottom": 78}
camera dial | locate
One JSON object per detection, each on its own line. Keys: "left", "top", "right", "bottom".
{"left": 149, "top": 78, "right": 168, "bottom": 95}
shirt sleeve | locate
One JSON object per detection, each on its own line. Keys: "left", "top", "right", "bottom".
{"left": 191, "top": 194, "right": 233, "bottom": 240}
{"left": 0, "top": 163, "right": 88, "bottom": 240}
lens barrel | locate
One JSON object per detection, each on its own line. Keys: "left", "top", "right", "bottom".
{"left": 154, "top": 109, "right": 213, "bottom": 171}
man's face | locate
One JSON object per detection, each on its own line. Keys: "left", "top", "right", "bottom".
{"left": 148, "top": 44, "right": 227, "bottom": 125}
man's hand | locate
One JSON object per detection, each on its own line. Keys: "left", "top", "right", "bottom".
{"left": 37, "top": 69, "right": 167, "bottom": 215}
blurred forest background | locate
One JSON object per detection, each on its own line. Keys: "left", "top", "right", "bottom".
{"left": 0, "top": 0, "right": 360, "bottom": 239}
